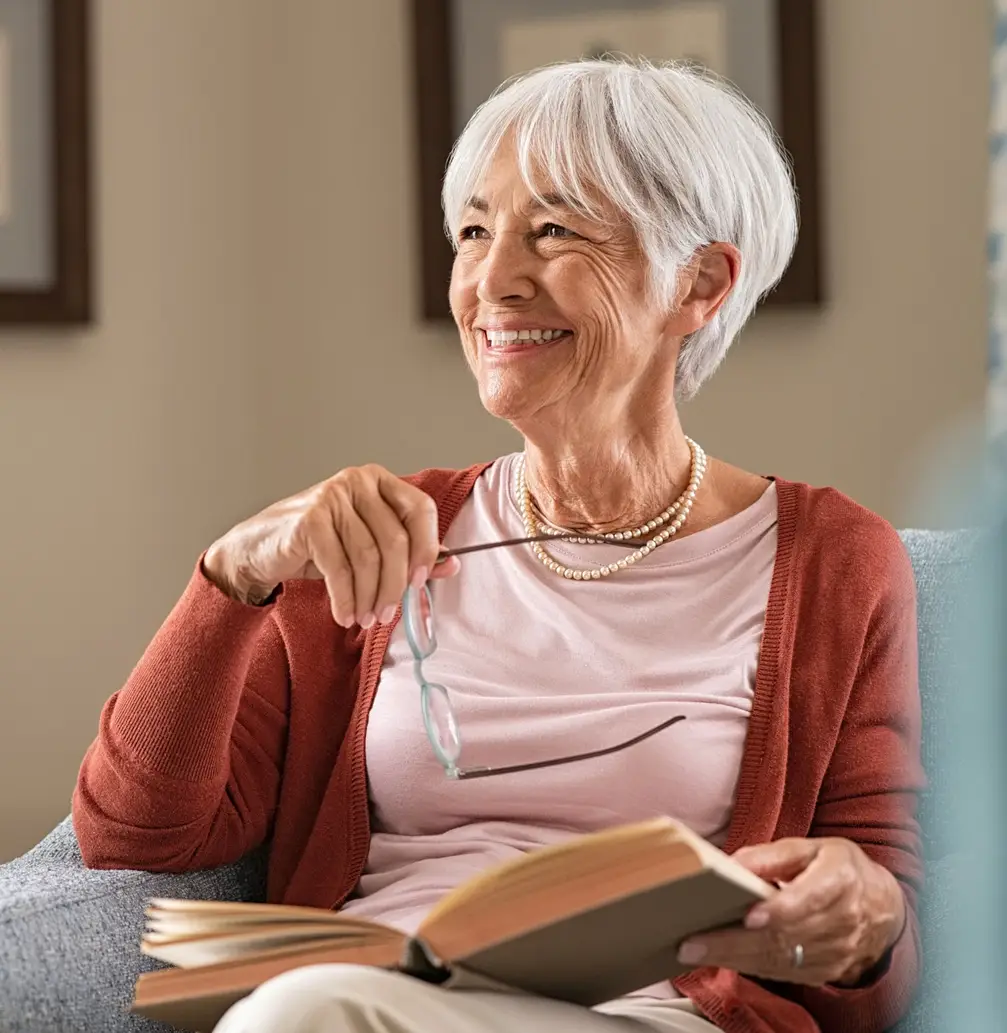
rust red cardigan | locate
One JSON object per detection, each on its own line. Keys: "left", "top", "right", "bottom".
{"left": 72, "top": 467, "right": 924, "bottom": 1033}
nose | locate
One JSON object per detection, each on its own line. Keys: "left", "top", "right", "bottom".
{"left": 477, "top": 232, "right": 536, "bottom": 305}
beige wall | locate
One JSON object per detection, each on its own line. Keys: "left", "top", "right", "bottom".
{"left": 0, "top": 0, "right": 990, "bottom": 861}
{"left": 0, "top": 2, "right": 267, "bottom": 861}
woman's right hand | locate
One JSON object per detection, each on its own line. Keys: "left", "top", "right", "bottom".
{"left": 202, "top": 464, "right": 459, "bottom": 627}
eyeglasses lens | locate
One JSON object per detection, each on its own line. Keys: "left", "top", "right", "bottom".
{"left": 404, "top": 584, "right": 436, "bottom": 658}
{"left": 421, "top": 681, "right": 462, "bottom": 767}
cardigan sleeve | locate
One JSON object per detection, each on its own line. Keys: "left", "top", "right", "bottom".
{"left": 72, "top": 559, "right": 292, "bottom": 872}
{"left": 790, "top": 532, "right": 926, "bottom": 1033}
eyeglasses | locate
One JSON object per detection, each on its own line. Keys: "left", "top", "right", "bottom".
{"left": 402, "top": 532, "right": 687, "bottom": 780}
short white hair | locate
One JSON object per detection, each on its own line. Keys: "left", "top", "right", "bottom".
{"left": 442, "top": 58, "right": 798, "bottom": 399}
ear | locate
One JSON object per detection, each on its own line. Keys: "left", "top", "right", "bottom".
{"left": 665, "top": 243, "right": 742, "bottom": 337}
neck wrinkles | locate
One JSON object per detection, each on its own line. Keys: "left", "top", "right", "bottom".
{"left": 520, "top": 430, "right": 694, "bottom": 535}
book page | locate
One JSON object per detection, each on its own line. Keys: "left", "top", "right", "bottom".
{"left": 143, "top": 925, "right": 383, "bottom": 970}
{"left": 146, "top": 900, "right": 391, "bottom": 936}
{"left": 143, "top": 899, "right": 401, "bottom": 970}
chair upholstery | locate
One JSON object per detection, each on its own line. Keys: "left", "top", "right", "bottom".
{"left": 0, "top": 818, "right": 266, "bottom": 1032}
{"left": 0, "top": 530, "right": 980, "bottom": 1032}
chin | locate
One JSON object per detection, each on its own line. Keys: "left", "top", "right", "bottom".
{"left": 479, "top": 395, "right": 537, "bottom": 423}
{"left": 477, "top": 380, "right": 543, "bottom": 423}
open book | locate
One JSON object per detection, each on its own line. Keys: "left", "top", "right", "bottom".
{"left": 133, "top": 817, "right": 771, "bottom": 1031}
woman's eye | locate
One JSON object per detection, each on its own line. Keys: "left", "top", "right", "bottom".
{"left": 541, "top": 223, "right": 574, "bottom": 238}
{"left": 459, "top": 225, "right": 487, "bottom": 241}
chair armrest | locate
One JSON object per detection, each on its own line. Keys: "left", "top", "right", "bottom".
{"left": 0, "top": 817, "right": 268, "bottom": 1033}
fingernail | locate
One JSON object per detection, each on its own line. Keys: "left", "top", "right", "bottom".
{"left": 678, "top": 942, "right": 707, "bottom": 965}
{"left": 745, "top": 909, "right": 769, "bottom": 930}
{"left": 411, "top": 566, "right": 429, "bottom": 589}
{"left": 359, "top": 613, "right": 375, "bottom": 629}
{"left": 334, "top": 613, "right": 351, "bottom": 628}
{"left": 379, "top": 605, "right": 397, "bottom": 625}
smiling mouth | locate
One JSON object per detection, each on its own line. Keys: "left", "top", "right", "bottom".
{"left": 479, "top": 328, "right": 574, "bottom": 352}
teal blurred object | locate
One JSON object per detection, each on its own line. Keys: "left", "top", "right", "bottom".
{"left": 929, "top": 482, "right": 1007, "bottom": 1030}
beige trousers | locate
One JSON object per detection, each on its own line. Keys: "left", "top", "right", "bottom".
{"left": 214, "top": 965, "right": 720, "bottom": 1033}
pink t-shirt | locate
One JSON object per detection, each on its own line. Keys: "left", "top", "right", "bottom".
{"left": 341, "top": 454, "right": 777, "bottom": 995}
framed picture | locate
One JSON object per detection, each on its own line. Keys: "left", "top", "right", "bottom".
{"left": 0, "top": 0, "right": 90, "bottom": 324}
{"left": 412, "top": 0, "right": 821, "bottom": 321}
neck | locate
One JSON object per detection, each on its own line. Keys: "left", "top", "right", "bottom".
{"left": 519, "top": 416, "right": 694, "bottom": 535}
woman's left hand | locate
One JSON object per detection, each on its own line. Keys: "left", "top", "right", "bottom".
{"left": 677, "top": 838, "right": 906, "bottom": 986}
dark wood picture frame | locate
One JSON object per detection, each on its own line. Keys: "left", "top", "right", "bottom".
{"left": 0, "top": 0, "right": 91, "bottom": 324}
{"left": 411, "top": 0, "right": 821, "bottom": 321}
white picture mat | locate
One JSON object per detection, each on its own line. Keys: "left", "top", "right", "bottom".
{"left": 0, "top": 30, "right": 10, "bottom": 224}
{"left": 500, "top": 3, "right": 728, "bottom": 79}
{"left": 452, "top": 0, "right": 779, "bottom": 135}
{"left": 0, "top": 0, "right": 52, "bottom": 286}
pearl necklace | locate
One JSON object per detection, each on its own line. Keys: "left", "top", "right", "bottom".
{"left": 517, "top": 437, "right": 707, "bottom": 580}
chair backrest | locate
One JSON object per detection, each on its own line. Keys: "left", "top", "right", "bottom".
{"left": 899, "top": 529, "right": 981, "bottom": 863}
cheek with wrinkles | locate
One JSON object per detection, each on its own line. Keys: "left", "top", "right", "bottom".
{"left": 554, "top": 248, "right": 648, "bottom": 321}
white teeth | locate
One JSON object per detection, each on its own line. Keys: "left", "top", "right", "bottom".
{"left": 484, "top": 328, "right": 569, "bottom": 346}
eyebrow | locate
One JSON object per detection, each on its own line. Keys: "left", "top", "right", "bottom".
{"left": 463, "top": 192, "right": 579, "bottom": 215}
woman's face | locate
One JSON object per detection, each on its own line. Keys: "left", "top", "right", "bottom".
{"left": 449, "top": 145, "right": 682, "bottom": 431}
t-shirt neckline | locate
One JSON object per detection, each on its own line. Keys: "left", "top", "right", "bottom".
{"left": 500, "top": 452, "right": 778, "bottom": 569}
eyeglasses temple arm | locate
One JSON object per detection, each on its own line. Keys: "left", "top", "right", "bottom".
{"left": 453, "top": 714, "right": 688, "bottom": 780}
{"left": 438, "top": 532, "right": 651, "bottom": 560}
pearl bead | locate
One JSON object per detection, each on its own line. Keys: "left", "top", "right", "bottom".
{"left": 518, "top": 438, "right": 706, "bottom": 581}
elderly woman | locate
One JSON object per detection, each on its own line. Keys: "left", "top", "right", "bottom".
{"left": 73, "top": 59, "right": 922, "bottom": 1033}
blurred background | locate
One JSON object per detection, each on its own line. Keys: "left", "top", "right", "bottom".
{"left": 0, "top": 0, "right": 993, "bottom": 862}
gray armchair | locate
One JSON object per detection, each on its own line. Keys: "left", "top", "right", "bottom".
{"left": 0, "top": 530, "right": 980, "bottom": 1033}
{"left": 0, "top": 826, "right": 267, "bottom": 1032}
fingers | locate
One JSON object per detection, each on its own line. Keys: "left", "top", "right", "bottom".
{"left": 352, "top": 488, "right": 417, "bottom": 625}
{"left": 333, "top": 503, "right": 384, "bottom": 627}
{"left": 378, "top": 473, "right": 443, "bottom": 585}
{"left": 321, "top": 467, "right": 450, "bottom": 628}
{"left": 732, "top": 838, "right": 821, "bottom": 883}
{"left": 744, "top": 842, "right": 850, "bottom": 930}
{"left": 430, "top": 554, "right": 461, "bottom": 580}
{"left": 686, "top": 839, "right": 898, "bottom": 986}
{"left": 303, "top": 514, "right": 356, "bottom": 626}
{"left": 677, "top": 921, "right": 852, "bottom": 986}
